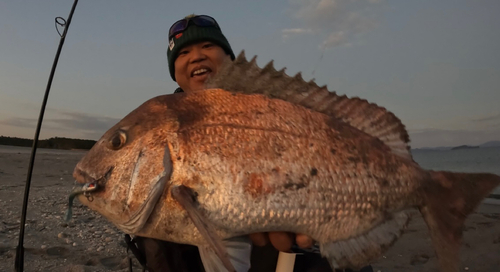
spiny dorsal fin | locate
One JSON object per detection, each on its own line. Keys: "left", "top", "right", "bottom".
{"left": 205, "top": 51, "right": 411, "bottom": 159}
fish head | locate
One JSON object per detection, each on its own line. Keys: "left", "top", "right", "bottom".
{"left": 72, "top": 96, "right": 176, "bottom": 233}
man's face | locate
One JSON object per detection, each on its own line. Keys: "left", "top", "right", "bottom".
{"left": 174, "top": 41, "right": 231, "bottom": 93}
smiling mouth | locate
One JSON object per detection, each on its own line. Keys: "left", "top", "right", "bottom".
{"left": 191, "top": 68, "right": 211, "bottom": 77}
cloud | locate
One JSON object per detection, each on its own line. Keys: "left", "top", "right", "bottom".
{"left": 470, "top": 113, "right": 500, "bottom": 123}
{"left": 0, "top": 117, "right": 37, "bottom": 129}
{"left": 282, "top": 28, "right": 314, "bottom": 39}
{"left": 285, "top": 0, "right": 384, "bottom": 48}
{"left": 282, "top": 28, "right": 314, "bottom": 34}
{"left": 0, "top": 110, "right": 120, "bottom": 140}
{"left": 322, "top": 31, "right": 349, "bottom": 47}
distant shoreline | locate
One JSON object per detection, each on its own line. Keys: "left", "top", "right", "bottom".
{"left": 414, "top": 140, "right": 500, "bottom": 150}
{"left": 451, "top": 145, "right": 480, "bottom": 150}
{"left": 0, "top": 136, "right": 96, "bottom": 150}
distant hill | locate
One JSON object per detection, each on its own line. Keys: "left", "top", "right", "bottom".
{"left": 0, "top": 136, "right": 96, "bottom": 150}
{"left": 415, "top": 140, "right": 500, "bottom": 150}
{"left": 451, "top": 145, "right": 479, "bottom": 150}
{"left": 479, "top": 141, "right": 500, "bottom": 147}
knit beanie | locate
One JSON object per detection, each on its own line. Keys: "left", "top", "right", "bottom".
{"left": 167, "top": 20, "right": 235, "bottom": 81}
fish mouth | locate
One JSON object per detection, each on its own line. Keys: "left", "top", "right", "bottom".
{"left": 74, "top": 166, "right": 114, "bottom": 187}
{"left": 66, "top": 167, "right": 113, "bottom": 222}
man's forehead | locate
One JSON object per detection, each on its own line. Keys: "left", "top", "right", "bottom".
{"left": 177, "top": 40, "right": 219, "bottom": 51}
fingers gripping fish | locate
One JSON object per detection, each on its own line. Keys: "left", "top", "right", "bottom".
{"left": 70, "top": 51, "right": 500, "bottom": 272}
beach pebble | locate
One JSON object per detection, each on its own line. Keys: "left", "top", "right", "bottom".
{"left": 41, "top": 245, "right": 47, "bottom": 249}
{"left": 105, "top": 229, "right": 115, "bottom": 234}
{"left": 96, "top": 246, "right": 104, "bottom": 252}
{"left": 464, "top": 267, "right": 469, "bottom": 271}
{"left": 410, "top": 254, "right": 430, "bottom": 265}
{"left": 72, "top": 242, "right": 77, "bottom": 247}
{"left": 65, "top": 238, "right": 72, "bottom": 244}
{"left": 58, "top": 232, "right": 67, "bottom": 239}
{"left": 63, "top": 264, "right": 87, "bottom": 272}
{"left": 105, "top": 237, "right": 113, "bottom": 242}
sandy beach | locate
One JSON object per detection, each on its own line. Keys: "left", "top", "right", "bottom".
{"left": 0, "top": 146, "right": 499, "bottom": 272}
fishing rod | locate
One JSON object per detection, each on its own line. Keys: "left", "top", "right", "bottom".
{"left": 14, "top": 1, "right": 79, "bottom": 271}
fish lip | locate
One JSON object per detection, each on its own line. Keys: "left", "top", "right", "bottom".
{"left": 190, "top": 65, "right": 211, "bottom": 77}
{"left": 74, "top": 166, "right": 114, "bottom": 188}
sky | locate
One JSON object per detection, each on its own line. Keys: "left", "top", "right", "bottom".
{"left": 0, "top": 0, "right": 499, "bottom": 148}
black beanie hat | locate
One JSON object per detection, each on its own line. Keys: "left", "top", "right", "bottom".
{"left": 167, "top": 17, "right": 235, "bottom": 81}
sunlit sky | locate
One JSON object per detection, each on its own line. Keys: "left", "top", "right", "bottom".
{"left": 1, "top": 0, "right": 499, "bottom": 148}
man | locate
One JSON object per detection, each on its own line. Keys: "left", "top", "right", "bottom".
{"left": 130, "top": 14, "right": 373, "bottom": 272}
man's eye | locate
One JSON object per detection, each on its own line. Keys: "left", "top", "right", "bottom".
{"left": 202, "top": 43, "right": 214, "bottom": 48}
{"left": 179, "top": 50, "right": 189, "bottom": 55}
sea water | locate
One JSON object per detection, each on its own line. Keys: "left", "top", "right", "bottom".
{"left": 412, "top": 146, "right": 500, "bottom": 197}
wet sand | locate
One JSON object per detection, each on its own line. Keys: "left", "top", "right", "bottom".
{"left": 0, "top": 146, "right": 498, "bottom": 271}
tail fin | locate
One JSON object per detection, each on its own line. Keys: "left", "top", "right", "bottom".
{"left": 420, "top": 171, "right": 500, "bottom": 272}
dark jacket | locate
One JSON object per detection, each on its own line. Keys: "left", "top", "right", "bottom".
{"left": 134, "top": 236, "right": 333, "bottom": 272}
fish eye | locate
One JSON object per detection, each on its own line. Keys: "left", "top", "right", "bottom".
{"left": 108, "top": 130, "right": 127, "bottom": 150}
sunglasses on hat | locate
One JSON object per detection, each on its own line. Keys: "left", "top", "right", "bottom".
{"left": 169, "top": 15, "right": 220, "bottom": 39}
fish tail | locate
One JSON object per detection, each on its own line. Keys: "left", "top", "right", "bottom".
{"left": 420, "top": 171, "right": 500, "bottom": 272}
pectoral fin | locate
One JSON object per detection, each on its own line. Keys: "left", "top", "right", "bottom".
{"left": 171, "top": 185, "right": 237, "bottom": 272}
{"left": 199, "top": 236, "right": 252, "bottom": 272}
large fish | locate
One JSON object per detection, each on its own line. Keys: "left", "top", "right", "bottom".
{"left": 72, "top": 52, "right": 500, "bottom": 272}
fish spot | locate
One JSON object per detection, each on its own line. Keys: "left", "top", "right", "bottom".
{"left": 310, "top": 168, "right": 318, "bottom": 176}
{"left": 284, "top": 174, "right": 309, "bottom": 190}
{"left": 330, "top": 148, "right": 336, "bottom": 155}
{"left": 177, "top": 156, "right": 181, "bottom": 161}
{"left": 378, "top": 178, "right": 389, "bottom": 188}
{"left": 348, "top": 156, "right": 359, "bottom": 163}
{"left": 284, "top": 182, "right": 307, "bottom": 190}
{"left": 245, "top": 173, "right": 273, "bottom": 198}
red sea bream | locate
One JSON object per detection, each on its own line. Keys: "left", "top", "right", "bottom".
{"left": 72, "top": 52, "right": 500, "bottom": 272}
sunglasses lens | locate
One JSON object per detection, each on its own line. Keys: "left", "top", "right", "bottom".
{"left": 168, "top": 15, "right": 219, "bottom": 39}
{"left": 169, "top": 20, "right": 188, "bottom": 38}
{"left": 191, "top": 15, "right": 218, "bottom": 28}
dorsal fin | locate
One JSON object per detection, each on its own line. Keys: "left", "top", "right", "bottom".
{"left": 205, "top": 51, "right": 411, "bottom": 159}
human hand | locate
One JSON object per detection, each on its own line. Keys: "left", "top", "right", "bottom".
{"left": 249, "top": 232, "right": 314, "bottom": 252}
